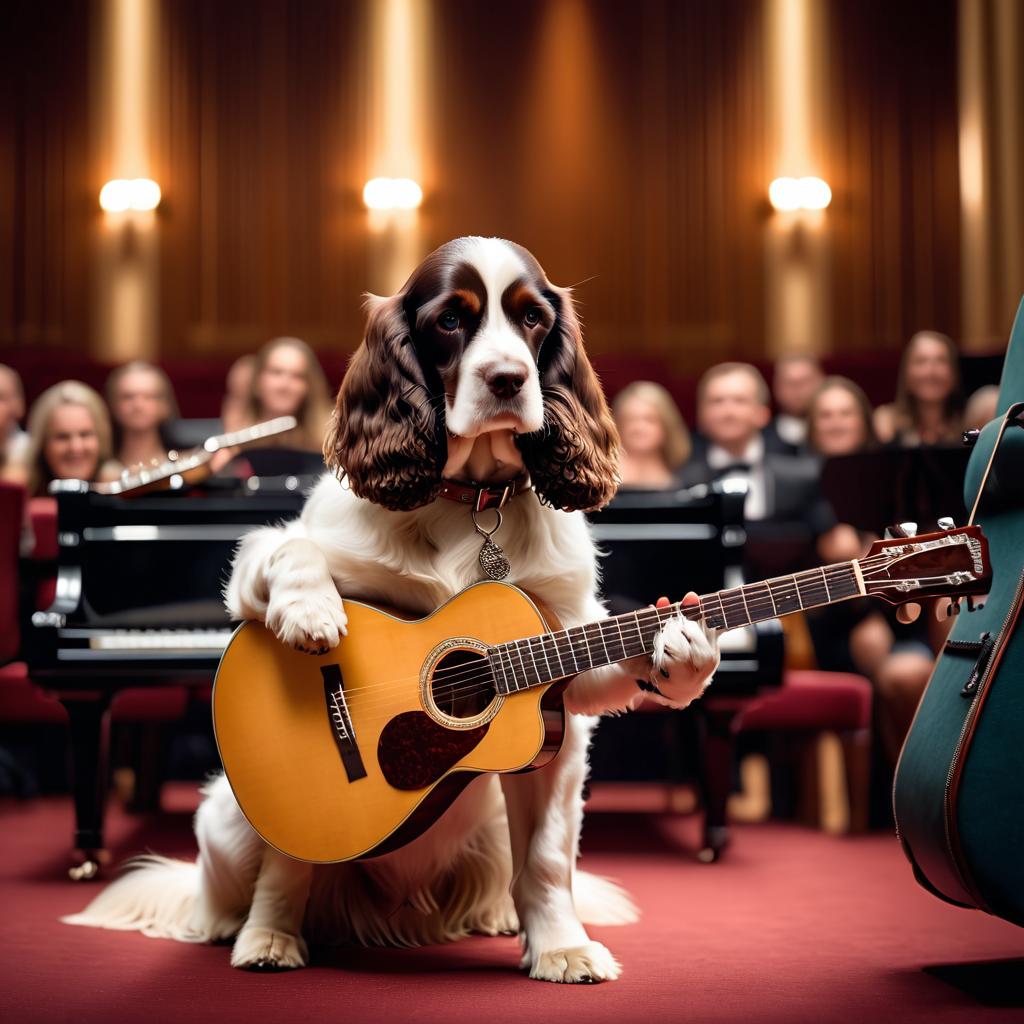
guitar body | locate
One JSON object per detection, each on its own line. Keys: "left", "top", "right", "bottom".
{"left": 894, "top": 310, "right": 1024, "bottom": 927}
{"left": 213, "top": 581, "right": 568, "bottom": 863}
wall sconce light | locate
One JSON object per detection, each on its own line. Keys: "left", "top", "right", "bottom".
{"left": 362, "top": 177, "right": 423, "bottom": 211}
{"left": 99, "top": 178, "right": 162, "bottom": 213}
{"left": 769, "top": 176, "right": 831, "bottom": 212}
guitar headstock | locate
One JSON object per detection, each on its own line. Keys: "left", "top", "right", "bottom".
{"left": 860, "top": 524, "right": 991, "bottom": 605}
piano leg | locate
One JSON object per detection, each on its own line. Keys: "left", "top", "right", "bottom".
{"left": 695, "top": 706, "right": 739, "bottom": 863}
{"left": 58, "top": 692, "right": 112, "bottom": 880}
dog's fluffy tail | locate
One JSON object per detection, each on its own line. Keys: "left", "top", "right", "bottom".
{"left": 573, "top": 870, "right": 639, "bottom": 926}
{"left": 61, "top": 856, "right": 213, "bottom": 942}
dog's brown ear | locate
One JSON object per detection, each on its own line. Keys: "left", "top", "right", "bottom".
{"left": 516, "top": 286, "right": 621, "bottom": 511}
{"left": 324, "top": 294, "right": 445, "bottom": 510}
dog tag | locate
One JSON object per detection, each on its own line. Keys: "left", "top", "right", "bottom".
{"left": 472, "top": 509, "right": 511, "bottom": 581}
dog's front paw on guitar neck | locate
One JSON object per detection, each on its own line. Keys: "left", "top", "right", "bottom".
{"left": 526, "top": 941, "right": 621, "bottom": 983}
{"left": 265, "top": 586, "right": 348, "bottom": 655}
{"left": 649, "top": 601, "right": 720, "bottom": 708}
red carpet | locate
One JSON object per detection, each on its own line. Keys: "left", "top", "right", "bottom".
{"left": 1, "top": 784, "right": 1021, "bottom": 1024}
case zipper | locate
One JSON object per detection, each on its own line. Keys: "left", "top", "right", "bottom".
{"left": 941, "top": 566, "right": 1024, "bottom": 907}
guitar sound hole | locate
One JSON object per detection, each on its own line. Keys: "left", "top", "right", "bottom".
{"left": 430, "top": 649, "right": 495, "bottom": 720}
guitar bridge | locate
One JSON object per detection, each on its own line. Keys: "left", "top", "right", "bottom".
{"left": 321, "top": 664, "right": 367, "bottom": 782}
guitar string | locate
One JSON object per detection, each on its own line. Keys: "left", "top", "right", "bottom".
{"left": 288, "top": 548, "right": 966, "bottom": 724}
{"left": 296, "top": 550, "right": 905, "bottom": 703}
{"left": 301, "top": 557, "right": 878, "bottom": 706}
{"left": 301, "top": 550, "right": 945, "bottom": 713}
{"left": 303, "top": 556, "right": 940, "bottom": 720}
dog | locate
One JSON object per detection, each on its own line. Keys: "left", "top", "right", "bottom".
{"left": 65, "top": 236, "right": 720, "bottom": 983}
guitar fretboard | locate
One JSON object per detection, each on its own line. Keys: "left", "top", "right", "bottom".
{"left": 488, "top": 560, "right": 862, "bottom": 696}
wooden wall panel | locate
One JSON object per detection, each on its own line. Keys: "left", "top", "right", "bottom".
{"left": 826, "top": 0, "right": 961, "bottom": 351}
{"left": 0, "top": 0, "right": 962, "bottom": 368}
{"left": 0, "top": 1, "right": 93, "bottom": 351}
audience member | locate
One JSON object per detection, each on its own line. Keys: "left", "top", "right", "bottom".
{"left": 103, "top": 361, "right": 179, "bottom": 479}
{"left": 0, "top": 364, "right": 29, "bottom": 483}
{"left": 765, "top": 353, "right": 823, "bottom": 454}
{"left": 874, "top": 331, "right": 964, "bottom": 446}
{"left": 221, "top": 354, "right": 256, "bottom": 433}
{"left": 807, "top": 375, "right": 937, "bottom": 765}
{"left": 20, "top": 381, "right": 116, "bottom": 496}
{"left": 964, "top": 384, "right": 1000, "bottom": 432}
{"left": 612, "top": 381, "right": 691, "bottom": 489}
{"left": 680, "top": 363, "right": 833, "bottom": 579}
{"left": 245, "top": 337, "right": 332, "bottom": 451}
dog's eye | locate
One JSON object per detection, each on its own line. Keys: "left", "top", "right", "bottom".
{"left": 524, "top": 308, "right": 542, "bottom": 327}
{"left": 438, "top": 310, "right": 460, "bottom": 332}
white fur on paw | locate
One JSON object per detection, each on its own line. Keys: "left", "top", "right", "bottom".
{"left": 265, "top": 587, "right": 348, "bottom": 655}
{"left": 528, "top": 941, "right": 621, "bottom": 983}
{"left": 532, "top": 942, "right": 618, "bottom": 983}
{"left": 651, "top": 613, "right": 720, "bottom": 706}
{"left": 231, "top": 926, "right": 309, "bottom": 970}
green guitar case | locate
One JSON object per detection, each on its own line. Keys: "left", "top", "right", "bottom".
{"left": 894, "top": 296, "right": 1024, "bottom": 925}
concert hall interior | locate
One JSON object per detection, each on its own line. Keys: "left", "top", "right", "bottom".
{"left": 2, "top": 2, "right": 1024, "bottom": 1022}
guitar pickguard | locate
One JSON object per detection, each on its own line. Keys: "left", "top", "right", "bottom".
{"left": 378, "top": 711, "right": 488, "bottom": 790}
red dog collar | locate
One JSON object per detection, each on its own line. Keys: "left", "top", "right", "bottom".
{"left": 437, "top": 472, "right": 532, "bottom": 512}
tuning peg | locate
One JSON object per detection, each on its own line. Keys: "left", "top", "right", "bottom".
{"left": 885, "top": 522, "right": 918, "bottom": 539}
{"left": 963, "top": 428, "right": 980, "bottom": 447}
{"left": 937, "top": 516, "right": 956, "bottom": 531}
{"left": 896, "top": 602, "right": 921, "bottom": 624}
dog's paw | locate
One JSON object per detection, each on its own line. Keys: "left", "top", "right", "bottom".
{"left": 471, "top": 894, "right": 519, "bottom": 936}
{"left": 526, "top": 941, "right": 621, "bottom": 983}
{"left": 651, "top": 613, "right": 720, "bottom": 707}
{"left": 231, "top": 926, "right": 308, "bottom": 970}
{"left": 265, "top": 587, "right": 348, "bottom": 655}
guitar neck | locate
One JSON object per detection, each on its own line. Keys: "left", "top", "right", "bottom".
{"left": 489, "top": 560, "right": 863, "bottom": 696}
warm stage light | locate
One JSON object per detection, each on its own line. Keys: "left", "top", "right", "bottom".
{"left": 362, "top": 177, "right": 423, "bottom": 211}
{"left": 769, "top": 177, "right": 803, "bottom": 211}
{"left": 799, "top": 176, "right": 832, "bottom": 210}
{"left": 769, "top": 176, "right": 831, "bottom": 212}
{"left": 99, "top": 178, "right": 162, "bottom": 212}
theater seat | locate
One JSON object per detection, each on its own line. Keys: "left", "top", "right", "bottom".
{"left": 712, "top": 669, "right": 873, "bottom": 838}
{"left": 734, "top": 669, "right": 871, "bottom": 734}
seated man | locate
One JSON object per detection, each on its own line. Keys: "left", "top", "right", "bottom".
{"left": 680, "top": 362, "right": 833, "bottom": 579}
{"left": 764, "top": 353, "right": 824, "bottom": 455}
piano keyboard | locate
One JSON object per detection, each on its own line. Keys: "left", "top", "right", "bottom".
{"left": 87, "top": 629, "right": 233, "bottom": 652}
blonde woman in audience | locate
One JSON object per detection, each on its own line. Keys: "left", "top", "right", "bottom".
{"left": 874, "top": 331, "right": 964, "bottom": 446}
{"left": 807, "top": 376, "right": 935, "bottom": 764}
{"left": 0, "top": 364, "right": 30, "bottom": 484}
{"left": 103, "top": 361, "right": 179, "bottom": 478}
{"left": 220, "top": 354, "right": 256, "bottom": 433}
{"left": 20, "top": 381, "right": 117, "bottom": 496}
{"left": 243, "top": 337, "right": 332, "bottom": 452}
{"left": 612, "top": 381, "right": 691, "bottom": 488}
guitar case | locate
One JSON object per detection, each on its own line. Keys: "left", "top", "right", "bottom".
{"left": 894, "top": 296, "right": 1024, "bottom": 925}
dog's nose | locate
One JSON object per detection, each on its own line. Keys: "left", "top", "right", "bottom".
{"left": 483, "top": 363, "right": 528, "bottom": 400}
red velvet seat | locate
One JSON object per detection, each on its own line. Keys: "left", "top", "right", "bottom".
{"left": 732, "top": 669, "right": 871, "bottom": 734}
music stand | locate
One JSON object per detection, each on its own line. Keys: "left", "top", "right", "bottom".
{"left": 587, "top": 484, "right": 742, "bottom": 613}
{"left": 820, "top": 447, "right": 971, "bottom": 534}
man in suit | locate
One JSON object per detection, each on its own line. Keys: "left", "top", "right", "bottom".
{"left": 763, "top": 353, "right": 824, "bottom": 455}
{"left": 680, "top": 362, "right": 833, "bottom": 578}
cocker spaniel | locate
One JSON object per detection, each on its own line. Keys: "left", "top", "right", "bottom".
{"left": 65, "top": 236, "right": 720, "bottom": 983}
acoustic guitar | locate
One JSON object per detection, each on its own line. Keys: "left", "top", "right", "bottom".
{"left": 213, "top": 524, "right": 990, "bottom": 863}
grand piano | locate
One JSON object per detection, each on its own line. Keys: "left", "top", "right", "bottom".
{"left": 27, "top": 476, "right": 782, "bottom": 876}
{"left": 26, "top": 477, "right": 309, "bottom": 877}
